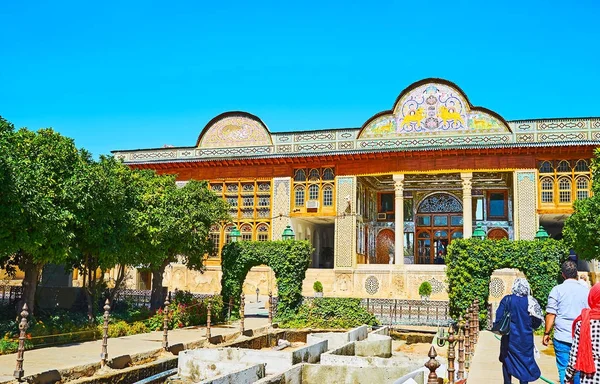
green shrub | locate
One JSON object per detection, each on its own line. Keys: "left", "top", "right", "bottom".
{"left": 418, "top": 282, "right": 432, "bottom": 297}
{"left": 277, "top": 298, "right": 379, "bottom": 329}
{"left": 145, "top": 293, "right": 224, "bottom": 330}
{"left": 446, "top": 238, "right": 568, "bottom": 323}
{"left": 0, "top": 335, "right": 19, "bottom": 354}
{"left": 127, "top": 321, "right": 148, "bottom": 335}
{"left": 221, "top": 241, "right": 312, "bottom": 319}
{"left": 105, "top": 321, "right": 130, "bottom": 338}
{"left": 313, "top": 281, "right": 323, "bottom": 293}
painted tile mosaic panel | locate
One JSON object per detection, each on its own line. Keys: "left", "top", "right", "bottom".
{"left": 199, "top": 116, "right": 272, "bottom": 148}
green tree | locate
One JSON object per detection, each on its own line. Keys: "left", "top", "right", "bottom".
{"left": 68, "top": 154, "right": 143, "bottom": 321}
{"left": 564, "top": 149, "right": 600, "bottom": 260}
{"left": 0, "top": 126, "right": 82, "bottom": 314}
{"left": 143, "top": 179, "right": 229, "bottom": 310}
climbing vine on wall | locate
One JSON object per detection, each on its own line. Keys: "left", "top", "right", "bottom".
{"left": 220, "top": 240, "right": 312, "bottom": 320}
{"left": 445, "top": 239, "right": 568, "bottom": 325}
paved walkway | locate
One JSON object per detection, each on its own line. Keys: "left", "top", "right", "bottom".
{"left": 0, "top": 317, "right": 268, "bottom": 383}
{"left": 469, "top": 331, "right": 559, "bottom": 383}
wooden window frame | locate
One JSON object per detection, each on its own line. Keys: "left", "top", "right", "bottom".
{"left": 486, "top": 190, "right": 508, "bottom": 220}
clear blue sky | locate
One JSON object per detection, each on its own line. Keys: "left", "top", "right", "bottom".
{"left": 1, "top": 0, "right": 599, "bottom": 156}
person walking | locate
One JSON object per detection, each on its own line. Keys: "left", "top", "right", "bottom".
{"left": 494, "top": 277, "right": 544, "bottom": 384}
{"left": 543, "top": 260, "right": 590, "bottom": 384}
{"left": 565, "top": 283, "right": 600, "bottom": 383}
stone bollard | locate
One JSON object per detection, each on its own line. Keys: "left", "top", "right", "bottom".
{"left": 268, "top": 291, "right": 273, "bottom": 326}
{"left": 240, "top": 292, "right": 245, "bottom": 333}
{"left": 424, "top": 346, "right": 441, "bottom": 384}
{"left": 163, "top": 297, "right": 170, "bottom": 351}
{"left": 100, "top": 299, "right": 110, "bottom": 367}
{"left": 457, "top": 318, "right": 465, "bottom": 380}
{"left": 206, "top": 300, "right": 212, "bottom": 339}
{"left": 13, "top": 304, "right": 29, "bottom": 381}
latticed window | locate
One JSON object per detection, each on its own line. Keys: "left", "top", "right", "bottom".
{"left": 323, "top": 168, "right": 335, "bottom": 180}
{"left": 240, "top": 224, "right": 253, "bottom": 241}
{"left": 227, "top": 197, "right": 238, "bottom": 207}
{"left": 575, "top": 160, "right": 590, "bottom": 172}
{"left": 242, "top": 196, "right": 254, "bottom": 207}
{"left": 209, "top": 229, "right": 220, "bottom": 257}
{"left": 577, "top": 176, "right": 590, "bottom": 200}
{"left": 557, "top": 160, "right": 571, "bottom": 173}
{"left": 295, "top": 186, "right": 305, "bottom": 207}
{"left": 258, "top": 196, "right": 270, "bottom": 207}
{"left": 224, "top": 224, "right": 235, "bottom": 244}
{"left": 541, "top": 178, "right": 554, "bottom": 203}
{"left": 257, "top": 223, "right": 269, "bottom": 241}
{"left": 308, "top": 169, "right": 320, "bottom": 181}
{"left": 559, "top": 177, "right": 572, "bottom": 203}
{"left": 294, "top": 169, "right": 306, "bottom": 182}
{"left": 539, "top": 161, "right": 553, "bottom": 173}
{"left": 323, "top": 185, "right": 333, "bottom": 207}
{"left": 308, "top": 184, "right": 319, "bottom": 200}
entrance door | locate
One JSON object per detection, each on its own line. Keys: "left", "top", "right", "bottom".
{"left": 375, "top": 229, "right": 394, "bottom": 264}
{"left": 415, "top": 193, "right": 463, "bottom": 264}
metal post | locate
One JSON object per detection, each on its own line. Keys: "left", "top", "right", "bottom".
{"left": 240, "top": 292, "right": 245, "bottom": 333}
{"left": 464, "top": 308, "right": 471, "bottom": 369}
{"left": 474, "top": 298, "right": 480, "bottom": 343}
{"left": 471, "top": 302, "right": 477, "bottom": 347}
{"left": 206, "top": 301, "right": 212, "bottom": 339}
{"left": 424, "top": 346, "right": 441, "bottom": 384}
{"left": 100, "top": 299, "right": 110, "bottom": 367}
{"left": 13, "top": 304, "right": 29, "bottom": 381}
{"left": 228, "top": 296, "right": 233, "bottom": 322}
{"left": 268, "top": 291, "right": 273, "bottom": 326}
{"left": 444, "top": 326, "right": 455, "bottom": 384}
{"left": 162, "top": 297, "right": 170, "bottom": 351}
{"left": 457, "top": 317, "right": 465, "bottom": 380}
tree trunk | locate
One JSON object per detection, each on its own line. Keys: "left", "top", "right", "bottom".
{"left": 150, "top": 260, "right": 170, "bottom": 311}
{"left": 108, "top": 265, "right": 126, "bottom": 304}
{"left": 83, "top": 254, "right": 97, "bottom": 325}
{"left": 20, "top": 258, "right": 41, "bottom": 316}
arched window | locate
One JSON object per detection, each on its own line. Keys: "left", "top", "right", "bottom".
{"left": 294, "top": 186, "right": 305, "bottom": 207}
{"left": 240, "top": 223, "right": 253, "bottom": 241}
{"left": 539, "top": 161, "right": 553, "bottom": 173}
{"left": 322, "top": 184, "right": 333, "bottom": 207}
{"left": 256, "top": 223, "right": 269, "bottom": 241}
{"left": 294, "top": 169, "right": 306, "bottom": 182}
{"left": 224, "top": 224, "right": 236, "bottom": 244}
{"left": 575, "top": 160, "right": 590, "bottom": 173}
{"left": 308, "top": 184, "right": 319, "bottom": 200}
{"left": 558, "top": 177, "right": 572, "bottom": 203}
{"left": 323, "top": 168, "right": 335, "bottom": 181}
{"left": 541, "top": 177, "right": 554, "bottom": 204}
{"left": 576, "top": 176, "right": 590, "bottom": 200}
{"left": 209, "top": 225, "right": 221, "bottom": 257}
{"left": 308, "top": 169, "right": 320, "bottom": 181}
{"left": 557, "top": 160, "right": 571, "bottom": 173}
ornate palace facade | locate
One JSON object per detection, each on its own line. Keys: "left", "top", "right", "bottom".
{"left": 113, "top": 78, "right": 599, "bottom": 300}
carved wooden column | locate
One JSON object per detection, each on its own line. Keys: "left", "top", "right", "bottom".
{"left": 461, "top": 172, "right": 473, "bottom": 239}
{"left": 393, "top": 174, "right": 404, "bottom": 265}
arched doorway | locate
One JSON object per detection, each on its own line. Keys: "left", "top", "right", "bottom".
{"left": 375, "top": 229, "right": 394, "bottom": 264}
{"left": 487, "top": 228, "right": 509, "bottom": 240}
{"left": 416, "top": 193, "right": 463, "bottom": 264}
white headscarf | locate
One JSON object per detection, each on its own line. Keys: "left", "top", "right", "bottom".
{"left": 512, "top": 277, "right": 544, "bottom": 321}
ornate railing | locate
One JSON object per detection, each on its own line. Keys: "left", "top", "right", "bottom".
{"left": 114, "top": 289, "right": 215, "bottom": 308}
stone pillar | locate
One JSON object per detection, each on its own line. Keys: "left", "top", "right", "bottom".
{"left": 272, "top": 177, "right": 292, "bottom": 241}
{"left": 514, "top": 170, "right": 538, "bottom": 240}
{"left": 334, "top": 176, "right": 357, "bottom": 268}
{"left": 393, "top": 174, "right": 405, "bottom": 266}
{"left": 461, "top": 172, "right": 473, "bottom": 239}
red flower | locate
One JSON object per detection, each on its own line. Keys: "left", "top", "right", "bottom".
{"left": 178, "top": 322, "right": 183, "bottom": 328}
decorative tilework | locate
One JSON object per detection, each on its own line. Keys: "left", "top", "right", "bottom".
{"left": 360, "top": 83, "right": 510, "bottom": 139}
{"left": 294, "top": 132, "right": 335, "bottom": 142}
{"left": 271, "top": 178, "right": 291, "bottom": 241}
{"left": 199, "top": 116, "right": 272, "bottom": 148}
{"left": 335, "top": 176, "right": 356, "bottom": 268}
{"left": 365, "top": 276, "right": 380, "bottom": 295}
{"left": 515, "top": 170, "right": 537, "bottom": 240}
{"left": 295, "top": 143, "right": 335, "bottom": 152}
{"left": 130, "top": 151, "right": 177, "bottom": 160}
{"left": 197, "top": 146, "right": 272, "bottom": 158}
{"left": 516, "top": 134, "right": 534, "bottom": 142}
{"left": 539, "top": 132, "right": 586, "bottom": 141}
{"left": 338, "top": 141, "right": 354, "bottom": 150}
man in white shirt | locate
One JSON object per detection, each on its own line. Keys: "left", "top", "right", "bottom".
{"left": 542, "top": 260, "right": 589, "bottom": 384}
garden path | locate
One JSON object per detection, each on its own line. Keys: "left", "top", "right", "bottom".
{"left": 468, "top": 331, "right": 559, "bottom": 383}
{"left": 0, "top": 317, "right": 268, "bottom": 383}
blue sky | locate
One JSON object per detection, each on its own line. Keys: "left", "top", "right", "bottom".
{"left": 1, "top": 0, "right": 599, "bottom": 156}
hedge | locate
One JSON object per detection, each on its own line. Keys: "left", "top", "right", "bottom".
{"left": 445, "top": 238, "right": 568, "bottom": 325}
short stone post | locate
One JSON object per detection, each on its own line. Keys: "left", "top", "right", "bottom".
{"left": 13, "top": 304, "right": 29, "bottom": 381}
{"left": 424, "top": 346, "right": 441, "bottom": 384}
{"left": 240, "top": 292, "right": 245, "bottom": 333}
{"left": 447, "top": 325, "right": 456, "bottom": 384}
{"left": 100, "top": 299, "right": 110, "bottom": 367}
{"left": 268, "top": 290, "right": 273, "bottom": 326}
{"left": 162, "top": 297, "right": 170, "bottom": 351}
{"left": 206, "top": 300, "right": 212, "bottom": 340}
{"left": 464, "top": 308, "right": 471, "bottom": 369}
{"left": 457, "top": 319, "right": 465, "bottom": 380}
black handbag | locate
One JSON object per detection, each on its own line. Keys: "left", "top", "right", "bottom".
{"left": 491, "top": 295, "right": 512, "bottom": 335}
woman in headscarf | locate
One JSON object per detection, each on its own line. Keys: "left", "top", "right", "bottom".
{"left": 565, "top": 283, "right": 600, "bottom": 383}
{"left": 494, "top": 277, "right": 544, "bottom": 384}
